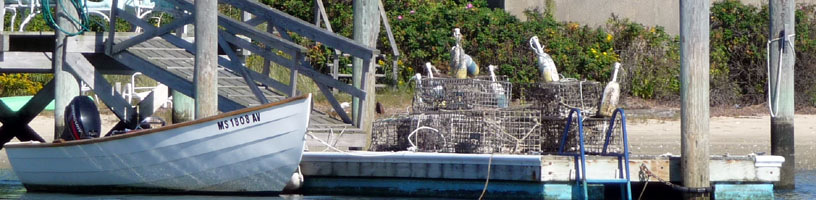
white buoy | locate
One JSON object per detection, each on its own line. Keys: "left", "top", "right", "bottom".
{"left": 488, "top": 65, "right": 508, "bottom": 108}
{"left": 530, "top": 36, "right": 559, "bottom": 82}
{"left": 450, "top": 28, "right": 468, "bottom": 79}
{"left": 425, "top": 62, "right": 435, "bottom": 78}
{"left": 410, "top": 73, "right": 424, "bottom": 104}
{"left": 598, "top": 62, "right": 621, "bottom": 117}
{"left": 282, "top": 170, "right": 303, "bottom": 192}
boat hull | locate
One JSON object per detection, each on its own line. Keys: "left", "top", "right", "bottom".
{"left": 5, "top": 95, "right": 312, "bottom": 194}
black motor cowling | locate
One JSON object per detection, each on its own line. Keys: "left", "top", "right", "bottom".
{"left": 60, "top": 96, "right": 101, "bottom": 141}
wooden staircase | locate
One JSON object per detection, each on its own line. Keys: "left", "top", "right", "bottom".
{"left": 103, "top": 0, "right": 379, "bottom": 135}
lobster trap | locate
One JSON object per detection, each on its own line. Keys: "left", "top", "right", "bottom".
{"left": 370, "top": 115, "right": 414, "bottom": 152}
{"left": 371, "top": 109, "right": 542, "bottom": 154}
{"left": 519, "top": 80, "right": 603, "bottom": 117}
{"left": 540, "top": 113, "right": 625, "bottom": 154}
{"left": 412, "top": 78, "right": 512, "bottom": 112}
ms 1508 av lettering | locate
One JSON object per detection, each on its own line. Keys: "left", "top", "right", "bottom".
{"left": 217, "top": 112, "right": 261, "bottom": 130}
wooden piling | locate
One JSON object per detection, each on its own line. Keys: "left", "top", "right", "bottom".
{"left": 679, "top": 0, "right": 710, "bottom": 199}
{"left": 53, "top": 0, "right": 81, "bottom": 139}
{"left": 769, "top": 0, "right": 796, "bottom": 190}
{"left": 171, "top": 90, "right": 195, "bottom": 123}
{"left": 1, "top": 0, "right": 5, "bottom": 61}
{"left": 194, "top": 0, "right": 218, "bottom": 119}
{"left": 352, "top": 0, "right": 380, "bottom": 140}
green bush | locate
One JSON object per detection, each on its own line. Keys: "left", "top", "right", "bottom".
{"left": 0, "top": 74, "right": 50, "bottom": 97}
{"left": 607, "top": 17, "right": 680, "bottom": 100}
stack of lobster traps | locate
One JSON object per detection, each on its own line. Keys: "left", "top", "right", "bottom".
{"left": 371, "top": 77, "right": 625, "bottom": 155}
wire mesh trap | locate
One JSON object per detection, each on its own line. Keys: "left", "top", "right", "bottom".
{"left": 519, "top": 80, "right": 603, "bottom": 117}
{"left": 412, "top": 78, "right": 513, "bottom": 112}
{"left": 371, "top": 109, "right": 542, "bottom": 154}
{"left": 540, "top": 115, "right": 625, "bottom": 154}
{"left": 370, "top": 115, "right": 414, "bottom": 152}
{"left": 372, "top": 77, "right": 619, "bottom": 155}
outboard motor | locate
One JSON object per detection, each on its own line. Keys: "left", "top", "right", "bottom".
{"left": 60, "top": 96, "right": 101, "bottom": 141}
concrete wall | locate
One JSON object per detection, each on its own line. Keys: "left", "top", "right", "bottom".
{"left": 490, "top": 0, "right": 816, "bottom": 35}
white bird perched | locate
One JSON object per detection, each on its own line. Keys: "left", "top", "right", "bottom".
{"left": 425, "top": 62, "right": 436, "bottom": 78}
{"left": 488, "top": 65, "right": 508, "bottom": 108}
{"left": 530, "top": 36, "right": 559, "bottom": 82}
{"left": 597, "top": 62, "right": 621, "bottom": 117}
{"left": 410, "top": 73, "right": 423, "bottom": 88}
{"left": 449, "top": 28, "right": 475, "bottom": 79}
{"left": 426, "top": 62, "right": 442, "bottom": 77}
{"left": 424, "top": 63, "right": 445, "bottom": 100}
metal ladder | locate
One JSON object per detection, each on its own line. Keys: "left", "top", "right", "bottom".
{"left": 558, "top": 108, "right": 632, "bottom": 200}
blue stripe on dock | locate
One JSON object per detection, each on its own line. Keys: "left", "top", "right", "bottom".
{"left": 301, "top": 177, "right": 603, "bottom": 199}
{"left": 714, "top": 184, "right": 774, "bottom": 200}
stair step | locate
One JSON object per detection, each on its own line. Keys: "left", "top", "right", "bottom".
{"left": 337, "top": 74, "right": 386, "bottom": 78}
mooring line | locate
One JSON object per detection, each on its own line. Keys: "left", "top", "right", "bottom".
{"left": 478, "top": 153, "right": 494, "bottom": 200}
{"left": 639, "top": 164, "right": 713, "bottom": 193}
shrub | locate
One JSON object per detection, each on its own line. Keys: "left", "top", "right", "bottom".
{"left": 0, "top": 74, "right": 49, "bottom": 97}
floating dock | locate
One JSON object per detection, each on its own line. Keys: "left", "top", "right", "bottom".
{"left": 298, "top": 152, "right": 782, "bottom": 199}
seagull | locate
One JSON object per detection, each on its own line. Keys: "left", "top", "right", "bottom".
{"left": 425, "top": 62, "right": 436, "bottom": 78}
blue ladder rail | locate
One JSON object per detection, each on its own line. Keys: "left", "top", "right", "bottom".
{"left": 557, "top": 108, "right": 632, "bottom": 200}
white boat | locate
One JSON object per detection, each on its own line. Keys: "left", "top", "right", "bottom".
{"left": 4, "top": 95, "right": 312, "bottom": 194}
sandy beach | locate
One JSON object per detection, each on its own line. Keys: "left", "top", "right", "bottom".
{"left": 627, "top": 115, "right": 816, "bottom": 170}
{"left": 2, "top": 113, "right": 815, "bottom": 170}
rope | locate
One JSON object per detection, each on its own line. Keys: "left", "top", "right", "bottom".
{"left": 765, "top": 33, "right": 796, "bottom": 118}
{"left": 478, "top": 153, "right": 493, "bottom": 200}
{"left": 484, "top": 118, "right": 541, "bottom": 153}
{"left": 305, "top": 131, "right": 414, "bottom": 157}
{"left": 637, "top": 174, "right": 650, "bottom": 200}
{"left": 639, "top": 164, "right": 713, "bottom": 193}
{"left": 41, "top": 0, "right": 92, "bottom": 36}
{"left": 407, "top": 126, "right": 445, "bottom": 152}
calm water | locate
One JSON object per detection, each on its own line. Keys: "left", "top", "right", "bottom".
{"left": 1, "top": 169, "right": 815, "bottom": 199}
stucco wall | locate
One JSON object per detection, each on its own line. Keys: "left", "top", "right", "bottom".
{"left": 490, "top": 0, "right": 815, "bottom": 35}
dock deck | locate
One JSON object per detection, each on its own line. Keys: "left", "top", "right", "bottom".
{"left": 298, "top": 152, "right": 782, "bottom": 199}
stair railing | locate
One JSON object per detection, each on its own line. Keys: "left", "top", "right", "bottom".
{"left": 105, "top": 0, "right": 379, "bottom": 128}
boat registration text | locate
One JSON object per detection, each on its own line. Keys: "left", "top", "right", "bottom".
{"left": 217, "top": 112, "right": 261, "bottom": 130}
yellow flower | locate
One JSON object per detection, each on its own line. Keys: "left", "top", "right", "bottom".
{"left": 568, "top": 23, "right": 579, "bottom": 31}
{"left": 606, "top": 33, "right": 613, "bottom": 42}
{"left": 603, "top": 52, "right": 608, "bottom": 56}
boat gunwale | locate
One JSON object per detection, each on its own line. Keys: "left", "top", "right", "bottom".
{"left": 4, "top": 95, "right": 310, "bottom": 149}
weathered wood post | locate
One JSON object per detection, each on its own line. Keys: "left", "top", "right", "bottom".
{"left": 54, "top": 0, "right": 82, "bottom": 139}
{"left": 1, "top": 0, "right": 5, "bottom": 61}
{"left": 240, "top": 11, "right": 252, "bottom": 62}
{"left": 194, "top": 0, "right": 218, "bottom": 118}
{"left": 171, "top": 90, "right": 195, "bottom": 123}
{"left": 769, "top": 0, "right": 796, "bottom": 190}
{"left": 352, "top": 0, "right": 380, "bottom": 144}
{"left": 680, "top": 0, "right": 710, "bottom": 199}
